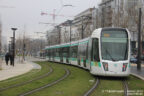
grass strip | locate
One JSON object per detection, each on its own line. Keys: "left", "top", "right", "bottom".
{"left": 29, "top": 63, "right": 95, "bottom": 96}
{"left": 127, "top": 75, "right": 144, "bottom": 96}
{"left": 0, "top": 62, "right": 49, "bottom": 89}
{"left": 91, "top": 78, "right": 123, "bottom": 96}
{"left": 0, "top": 62, "right": 65, "bottom": 96}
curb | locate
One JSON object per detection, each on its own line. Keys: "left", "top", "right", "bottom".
{"left": 131, "top": 73, "right": 144, "bottom": 81}
{"left": 26, "top": 61, "right": 41, "bottom": 69}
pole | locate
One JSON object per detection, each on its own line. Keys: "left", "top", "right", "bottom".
{"left": 11, "top": 28, "right": 17, "bottom": 66}
{"left": 137, "top": 8, "right": 142, "bottom": 70}
{"left": 81, "top": 16, "right": 84, "bottom": 39}
{"left": 70, "top": 24, "right": 71, "bottom": 42}
{"left": 23, "top": 26, "right": 25, "bottom": 61}
{"left": 59, "top": 27, "right": 61, "bottom": 44}
{"left": 102, "top": 7, "right": 105, "bottom": 27}
{"left": 68, "top": 20, "right": 72, "bottom": 42}
{"left": 9, "top": 43, "right": 11, "bottom": 52}
{"left": 13, "top": 30, "right": 15, "bottom": 65}
{"left": 57, "top": 26, "right": 61, "bottom": 44}
{"left": 118, "top": 0, "right": 120, "bottom": 26}
{"left": 40, "top": 36, "right": 43, "bottom": 57}
{"left": 13, "top": 30, "right": 15, "bottom": 58}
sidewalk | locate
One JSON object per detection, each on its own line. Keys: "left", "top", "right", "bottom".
{"left": 0, "top": 58, "right": 41, "bottom": 81}
{"left": 131, "top": 63, "right": 144, "bottom": 80}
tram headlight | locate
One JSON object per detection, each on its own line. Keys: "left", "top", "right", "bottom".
{"left": 122, "top": 63, "right": 128, "bottom": 72}
{"left": 102, "top": 62, "right": 108, "bottom": 71}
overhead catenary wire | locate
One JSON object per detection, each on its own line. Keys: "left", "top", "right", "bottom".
{"left": 40, "top": 0, "right": 75, "bottom": 31}
{"left": 89, "top": 0, "right": 93, "bottom": 8}
{"left": 60, "top": 0, "right": 63, "bottom": 6}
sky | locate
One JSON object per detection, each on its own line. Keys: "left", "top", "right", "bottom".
{"left": 0, "top": 0, "right": 101, "bottom": 41}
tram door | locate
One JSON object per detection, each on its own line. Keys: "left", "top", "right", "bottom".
{"left": 49, "top": 49, "right": 52, "bottom": 61}
{"left": 60, "top": 48, "right": 63, "bottom": 63}
{"left": 91, "top": 38, "right": 101, "bottom": 73}
{"left": 87, "top": 39, "right": 92, "bottom": 70}
{"left": 62, "top": 47, "right": 69, "bottom": 64}
{"left": 67, "top": 47, "right": 70, "bottom": 64}
{"left": 78, "top": 43, "right": 87, "bottom": 68}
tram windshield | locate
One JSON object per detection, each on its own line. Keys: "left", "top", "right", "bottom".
{"left": 101, "top": 29, "right": 128, "bottom": 61}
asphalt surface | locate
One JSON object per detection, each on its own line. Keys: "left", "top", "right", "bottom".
{"left": 131, "top": 66, "right": 144, "bottom": 77}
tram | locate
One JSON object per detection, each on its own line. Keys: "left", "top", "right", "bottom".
{"left": 45, "top": 28, "right": 131, "bottom": 76}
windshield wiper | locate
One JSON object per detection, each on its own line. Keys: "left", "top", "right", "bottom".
{"left": 105, "top": 49, "right": 116, "bottom": 61}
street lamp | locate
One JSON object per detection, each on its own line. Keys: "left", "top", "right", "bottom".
{"left": 40, "top": 36, "right": 44, "bottom": 50}
{"left": 56, "top": 26, "right": 61, "bottom": 44}
{"left": 40, "top": 36, "right": 45, "bottom": 58}
{"left": 11, "top": 28, "right": 17, "bottom": 66}
{"left": 9, "top": 41, "right": 12, "bottom": 52}
{"left": 67, "top": 20, "right": 73, "bottom": 42}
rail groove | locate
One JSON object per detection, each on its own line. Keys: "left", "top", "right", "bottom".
{"left": 84, "top": 78, "right": 100, "bottom": 96}
{"left": 19, "top": 67, "right": 70, "bottom": 96}
{"left": 123, "top": 80, "right": 129, "bottom": 96}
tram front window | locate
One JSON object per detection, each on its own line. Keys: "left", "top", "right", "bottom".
{"left": 101, "top": 29, "right": 128, "bottom": 61}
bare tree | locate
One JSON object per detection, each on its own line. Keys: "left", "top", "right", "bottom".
{"left": 0, "top": 18, "right": 2, "bottom": 69}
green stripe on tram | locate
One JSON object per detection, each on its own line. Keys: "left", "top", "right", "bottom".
{"left": 91, "top": 61, "right": 101, "bottom": 67}
{"left": 71, "top": 43, "right": 79, "bottom": 46}
{"left": 91, "top": 62, "right": 94, "bottom": 66}
{"left": 98, "top": 62, "right": 101, "bottom": 67}
{"left": 86, "top": 59, "right": 89, "bottom": 63}
{"left": 81, "top": 58, "right": 84, "bottom": 63}
{"left": 79, "top": 40, "right": 88, "bottom": 44}
{"left": 70, "top": 58, "right": 77, "bottom": 61}
{"left": 54, "top": 57, "right": 60, "bottom": 59}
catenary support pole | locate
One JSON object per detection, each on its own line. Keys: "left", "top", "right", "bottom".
{"left": 137, "top": 8, "right": 142, "bottom": 70}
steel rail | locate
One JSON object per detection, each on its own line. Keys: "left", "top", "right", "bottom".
{"left": 123, "top": 80, "right": 129, "bottom": 96}
{"left": 84, "top": 78, "right": 100, "bottom": 96}
{"left": 19, "top": 67, "right": 70, "bottom": 96}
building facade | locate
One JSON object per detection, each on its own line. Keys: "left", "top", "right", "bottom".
{"left": 92, "top": 0, "right": 144, "bottom": 52}
{"left": 0, "top": 20, "right": 2, "bottom": 54}
{"left": 73, "top": 8, "right": 94, "bottom": 39}
{"left": 46, "top": 0, "right": 144, "bottom": 53}
{"left": 0, "top": 19, "right": 2, "bottom": 69}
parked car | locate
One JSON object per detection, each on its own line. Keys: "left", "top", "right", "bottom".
{"left": 130, "top": 55, "right": 137, "bottom": 63}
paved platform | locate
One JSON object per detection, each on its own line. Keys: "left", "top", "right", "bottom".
{"left": 131, "top": 63, "right": 144, "bottom": 80}
{"left": 0, "top": 58, "right": 41, "bottom": 81}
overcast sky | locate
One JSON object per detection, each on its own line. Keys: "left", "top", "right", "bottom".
{"left": 0, "top": 0, "right": 101, "bottom": 41}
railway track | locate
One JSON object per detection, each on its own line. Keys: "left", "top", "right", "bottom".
{"left": 122, "top": 80, "right": 129, "bottom": 96}
{"left": 0, "top": 66, "right": 53, "bottom": 92}
{"left": 84, "top": 77, "right": 129, "bottom": 96}
{"left": 19, "top": 67, "right": 70, "bottom": 96}
{"left": 84, "top": 78, "right": 100, "bottom": 96}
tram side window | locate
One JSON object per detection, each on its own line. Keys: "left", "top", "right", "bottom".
{"left": 51, "top": 49, "right": 53, "bottom": 57}
{"left": 53, "top": 49, "right": 55, "bottom": 57}
{"left": 92, "top": 38, "right": 100, "bottom": 61}
{"left": 63, "top": 47, "right": 68, "bottom": 57}
{"left": 55, "top": 48, "right": 60, "bottom": 57}
{"left": 47, "top": 50, "right": 49, "bottom": 57}
{"left": 78, "top": 43, "right": 87, "bottom": 60}
{"left": 70, "top": 46, "right": 78, "bottom": 58}
{"left": 49, "top": 49, "right": 51, "bottom": 57}
{"left": 59, "top": 48, "right": 62, "bottom": 57}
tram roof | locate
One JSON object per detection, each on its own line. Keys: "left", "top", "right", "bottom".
{"left": 45, "top": 37, "right": 90, "bottom": 50}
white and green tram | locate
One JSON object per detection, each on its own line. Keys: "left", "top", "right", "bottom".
{"left": 45, "top": 28, "right": 131, "bottom": 76}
